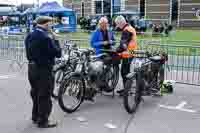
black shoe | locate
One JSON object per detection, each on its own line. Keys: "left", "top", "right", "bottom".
{"left": 117, "top": 89, "right": 125, "bottom": 96}
{"left": 84, "top": 97, "right": 95, "bottom": 102}
{"left": 38, "top": 121, "right": 57, "bottom": 128}
{"left": 52, "top": 93, "right": 58, "bottom": 100}
{"left": 32, "top": 118, "right": 38, "bottom": 124}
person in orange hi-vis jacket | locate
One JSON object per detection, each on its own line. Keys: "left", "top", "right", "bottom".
{"left": 114, "top": 15, "right": 138, "bottom": 96}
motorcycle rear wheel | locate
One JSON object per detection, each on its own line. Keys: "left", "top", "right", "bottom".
{"left": 123, "top": 73, "right": 143, "bottom": 114}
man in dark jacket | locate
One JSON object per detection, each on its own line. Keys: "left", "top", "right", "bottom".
{"left": 25, "top": 16, "right": 61, "bottom": 128}
{"left": 115, "top": 15, "right": 138, "bottom": 96}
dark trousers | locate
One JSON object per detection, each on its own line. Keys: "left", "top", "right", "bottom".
{"left": 28, "top": 63, "right": 54, "bottom": 124}
{"left": 121, "top": 58, "right": 132, "bottom": 87}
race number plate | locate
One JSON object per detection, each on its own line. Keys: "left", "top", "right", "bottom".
{"left": 135, "top": 59, "right": 143, "bottom": 68}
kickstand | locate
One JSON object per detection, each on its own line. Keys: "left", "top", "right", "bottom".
{"left": 112, "top": 90, "right": 115, "bottom": 98}
{"left": 141, "top": 97, "right": 144, "bottom": 103}
{"left": 100, "top": 90, "right": 103, "bottom": 96}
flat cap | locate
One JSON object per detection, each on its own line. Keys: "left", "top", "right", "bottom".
{"left": 36, "top": 16, "right": 53, "bottom": 25}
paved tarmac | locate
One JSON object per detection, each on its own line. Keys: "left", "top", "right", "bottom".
{"left": 0, "top": 61, "right": 199, "bottom": 133}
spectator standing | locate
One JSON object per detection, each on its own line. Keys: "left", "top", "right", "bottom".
{"left": 24, "top": 16, "right": 61, "bottom": 128}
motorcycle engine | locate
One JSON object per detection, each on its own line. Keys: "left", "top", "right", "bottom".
{"left": 87, "top": 60, "right": 104, "bottom": 86}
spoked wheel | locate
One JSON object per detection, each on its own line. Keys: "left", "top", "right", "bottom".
{"left": 53, "top": 69, "right": 64, "bottom": 98}
{"left": 107, "top": 65, "right": 119, "bottom": 90}
{"left": 58, "top": 73, "right": 85, "bottom": 113}
{"left": 123, "top": 73, "right": 143, "bottom": 114}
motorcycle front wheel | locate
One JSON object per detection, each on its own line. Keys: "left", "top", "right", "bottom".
{"left": 58, "top": 73, "right": 85, "bottom": 113}
{"left": 123, "top": 73, "right": 143, "bottom": 114}
{"left": 106, "top": 65, "right": 120, "bottom": 91}
{"left": 53, "top": 69, "right": 64, "bottom": 98}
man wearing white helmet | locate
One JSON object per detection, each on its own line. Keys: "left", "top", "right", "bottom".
{"left": 115, "top": 15, "right": 138, "bottom": 96}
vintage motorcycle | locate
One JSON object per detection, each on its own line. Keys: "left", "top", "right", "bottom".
{"left": 123, "top": 50, "right": 173, "bottom": 114}
{"left": 58, "top": 48, "right": 120, "bottom": 113}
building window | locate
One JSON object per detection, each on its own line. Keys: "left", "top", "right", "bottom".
{"left": 113, "top": 0, "right": 120, "bottom": 13}
{"left": 171, "top": 0, "right": 178, "bottom": 23}
{"left": 95, "top": 1, "right": 102, "bottom": 14}
{"left": 103, "top": 0, "right": 111, "bottom": 15}
{"left": 140, "top": 0, "right": 145, "bottom": 17}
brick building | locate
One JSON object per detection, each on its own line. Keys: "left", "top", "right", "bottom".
{"left": 63, "top": 0, "right": 200, "bottom": 27}
{"left": 63, "top": 0, "right": 92, "bottom": 17}
{"left": 179, "top": 0, "right": 200, "bottom": 27}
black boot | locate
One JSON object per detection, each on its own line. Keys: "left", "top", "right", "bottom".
{"left": 32, "top": 117, "right": 38, "bottom": 124}
{"left": 38, "top": 120, "right": 57, "bottom": 128}
{"left": 117, "top": 89, "right": 125, "bottom": 96}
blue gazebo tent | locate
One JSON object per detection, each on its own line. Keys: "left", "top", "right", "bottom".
{"left": 39, "top": 2, "right": 73, "bottom": 14}
{"left": 39, "top": 1, "right": 76, "bottom": 32}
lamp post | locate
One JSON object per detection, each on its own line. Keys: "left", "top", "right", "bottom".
{"left": 20, "top": 0, "right": 22, "bottom": 12}
{"left": 81, "top": 0, "right": 85, "bottom": 17}
{"left": 101, "top": 0, "right": 104, "bottom": 15}
{"left": 111, "top": 0, "right": 113, "bottom": 18}
{"left": 71, "top": 0, "right": 74, "bottom": 10}
{"left": 34, "top": 0, "right": 39, "bottom": 13}
{"left": 37, "top": 0, "right": 39, "bottom": 9}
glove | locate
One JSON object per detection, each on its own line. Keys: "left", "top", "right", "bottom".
{"left": 102, "top": 41, "right": 109, "bottom": 46}
{"left": 121, "top": 43, "right": 127, "bottom": 50}
{"left": 109, "top": 40, "right": 114, "bottom": 45}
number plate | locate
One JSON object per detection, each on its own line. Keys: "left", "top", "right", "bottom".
{"left": 135, "top": 59, "right": 143, "bottom": 68}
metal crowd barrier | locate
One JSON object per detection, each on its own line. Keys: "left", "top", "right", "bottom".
{"left": 0, "top": 35, "right": 26, "bottom": 72}
{"left": 67, "top": 39, "right": 200, "bottom": 86}
{"left": 0, "top": 35, "right": 200, "bottom": 86}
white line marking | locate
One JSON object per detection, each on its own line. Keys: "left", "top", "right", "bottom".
{"left": 0, "top": 75, "right": 17, "bottom": 79}
{"left": 177, "top": 108, "right": 197, "bottom": 113}
{"left": 159, "top": 101, "right": 197, "bottom": 113}
{"left": 159, "top": 105, "right": 177, "bottom": 110}
{"left": 76, "top": 116, "right": 87, "bottom": 123}
{"left": 176, "top": 101, "right": 187, "bottom": 109}
{"left": 104, "top": 123, "right": 117, "bottom": 129}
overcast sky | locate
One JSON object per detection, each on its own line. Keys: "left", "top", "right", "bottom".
{"left": 0, "top": 0, "right": 63, "bottom": 6}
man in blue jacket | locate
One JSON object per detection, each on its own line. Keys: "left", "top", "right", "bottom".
{"left": 90, "top": 17, "right": 115, "bottom": 55}
{"left": 90, "top": 17, "right": 116, "bottom": 93}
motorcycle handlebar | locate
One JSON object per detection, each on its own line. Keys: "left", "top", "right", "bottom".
{"left": 130, "top": 50, "right": 147, "bottom": 55}
{"left": 99, "top": 49, "right": 117, "bottom": 54}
